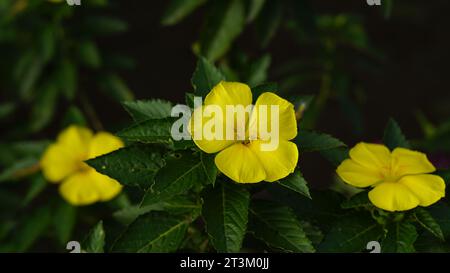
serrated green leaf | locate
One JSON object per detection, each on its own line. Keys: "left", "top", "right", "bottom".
{"left": 123, "top": 99, "right": 173, "bottom": 122}
{"left": 255, "top": 0, "right": 282, "bottom": 47}
{"left": 295, "top": 130, "right": 346, "bottom": 152}
{"left": 112, "top": 212, "right": 189, "bottom": 253}
{"left": 200, "top": 0, "right": 246, "bottom": 61}
{"left": 277, "top": 170, "right": 311, "bottom": 199}
{"left": 414, "top": 207, "right": 444, "bottom": 241}
{"left": 341, "top": 191, "right": 371, "bottom": 209}
{"left": 320, "top": 147, "right": 349, "bottom": 167}
{"left": 161, "top": 0, "right": 207, "bottom": 26}
{"left": 319, "top": 212, "right": 383, "bottom": 253}
{"left": 116, "top": 117, "right": 176, "bottom": 144}
{"left": 201, "top": 153, "right": 217, "bottom": 186}
{"left": 140, "top": 151, "right": 210, "bottom": 206}
{"left": 191, "top": 56, "right": 225, "bottom": 97}
{"left": 83, "top": 221, "right": 105, "bottom": 253}
{"left": 248, "top": 200, "right": 314, "bottom": 253}
{"left": 202, "top": 180, "right": 249, "bottom": 253}
{"left": 383, "top": 118, "right": 410, "bottom": 150}
{"left": 87, "top": 145, "right": 165, "bottom": 189}
{"left": 382, "top": 221, "right": 417, "bottom": 253}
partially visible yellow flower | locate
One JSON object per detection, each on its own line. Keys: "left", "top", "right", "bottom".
{"left": 40, "top": 125, "right": 124, "bottom": 206}
{"left": 337, "top": 142, "right": 445, "bottom": 212}
{"left": 188, "top": 81, "right": 298, "bottom": 183}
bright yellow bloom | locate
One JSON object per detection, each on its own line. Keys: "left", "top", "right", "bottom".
{"left": 189, "top": 81, "right": 299, "bottom": 183}
{"left": 40, "top": 125, "right": 124, "bottom": 206}
{"left": 337, "top": 142, "right": 446, "bottom": 212}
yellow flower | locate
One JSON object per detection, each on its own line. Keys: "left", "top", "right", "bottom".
{"left": 40, "top": 125, "right": 124, "bottom": 206}
{"left": 337, "top": 142, "right": 446, "bottom": 212}
{"left": 189, "top": 81, "right": 298, "bottom": 183}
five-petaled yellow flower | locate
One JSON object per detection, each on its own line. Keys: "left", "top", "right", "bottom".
{"left": 337, "top": 142, "right": 445, "bottom": 212}
{"left": 189, "top": 81, "right": 298, "bottom": 183}
{"left": 40, "top": 125, "right": 124, "bottom": 206}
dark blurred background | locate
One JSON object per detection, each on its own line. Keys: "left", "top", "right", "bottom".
{"left": 90, "top": 0, "right": 450, "bottom": 187}
{"left": 96, "top": 0, "right": 449, "bottom": 140}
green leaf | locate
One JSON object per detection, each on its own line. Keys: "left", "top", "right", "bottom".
{"left": 414, "top": 207, "right": 444, "bottom": 241}
{"left": 341, "top": 191, "right": 371, "bottom": 209}
{"left": 140, "top": 151, "right": 210, "bottom": 206}
{"left": 245, "top": 54, "right": 271, "bottom": 87}
{"left": 382, "top": 221, "right": 417, "bottom": 253}
{"left": 255, "top": 0, "right": 282, "bottom": 47}
{"left": 6, "top": 206, "right": 52, "bottom": 252}
{"left": 248, "top": 200, "right": 314, "bottom": 253}
{"left": 319, "top": 212, "right": 383, "bottom": 253}
{"left": 191, "top": 56, "right": 225, "bottom": 97}
{"left": 202, "top": 180, "right": 249, "bottom": 252}
{"left": 53, "top": 200, "right": 77, "bottom": 245}
{"left": 38, "top": 25, "right": 55, "bottom": 62}
{"left": 83, "top": 16, "right": 128, "bottom": 35}
{"left": 87, "top": 145, "right": 165, "bottom": 189}
{"left": 295, "top": 130, "right": 346, "bottom": 153}
{"left": 251, "top": 82, "right": 278, "bottom": 98}
{"left": 116, "top": 117, "right": 176, "bottom": 144}
{"left": 200, "top": 0, "right": 246, "bottom": 61}
{"left": 22, "top": 175, "right": 47, "bottom": 206}
{"left": 57, "top": 59, "right": 77, "bottom": 101}
{"left": 114, "top": 196, "right": 202, "bottom": 225}
{"left": 111, "top": 212, "right": 189, "bottom": 253}
{"left": 201, "top": 153, "right": 218, "bottom": 186}
{"left": 123, "top": 99, "right": 173, "bottom": 122}
{"left": 29, "top": 82, "right": 58, "bottom": 132}
{"left": 383, "top": 118, "right": 410, "bottom": 150}
{"left": 78, "top": 40, "right": 101, "bottom": 68}
{"left": 320, "top": 147, "right": 349, "bottom": 167}
{"left": 246, "top": 0, "right": 266, "bottom": 22}
{"left": 277, "top": 170, "right": 311, "bottom": 199}
{"left": 62, "top": 106, "right": 87, "bottom": 127}
{"left": 83, "top": 221, "right": 105, "bottom": 253}
{"left": 100, "top": 74, "right": 134, "bottom": 102}
{"left": 0, "top": 157, "right": 38, "bottom": 183}
{"left": 161, "top": 0, "right": 207, "bottom": 26}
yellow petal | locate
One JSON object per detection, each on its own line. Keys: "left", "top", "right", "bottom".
{"left": 336, "top": 159, "right": 383, "bottom": 188}
{"left": 368, "top": 182, "right": 420, "bottom": 212}
{"left": 88, "top": 132, "right": 124, "bottom": 159}
{"left": 188, "top": 106, "right": 237, "bottom": 153}
{"left": 214, "top": 143, "right": 266, "bottom": 183}
{"left": 57, "top": 125, "right": 93, "bottom": 158}
{"left": 89, "top": 170, "right": 123, "bottom": 202}
{"left": 391, "top": 148, "right": 436, "bottom": 177}
{"left": 204, "top": 81, "right": 252, "bottom": 109}
{"left": 249, "top": 92, "right": 297, "bottom": 141}
{"left": 59, "top": 169, "right": 122, "bottom": 206}
{"left": 349, "top": 142, "right": 391, "bottom": 169}
{"left": 399, "top": 174, "right": 445, "bottom": 207}
{"left": 40, "top": 143, "right": 81, "bottom": 183}
{"left": 59, "top": 171, "right": 100, "bottom": 206}
{"left": 249, "top": 140, "right": 298, "bottom": 182}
